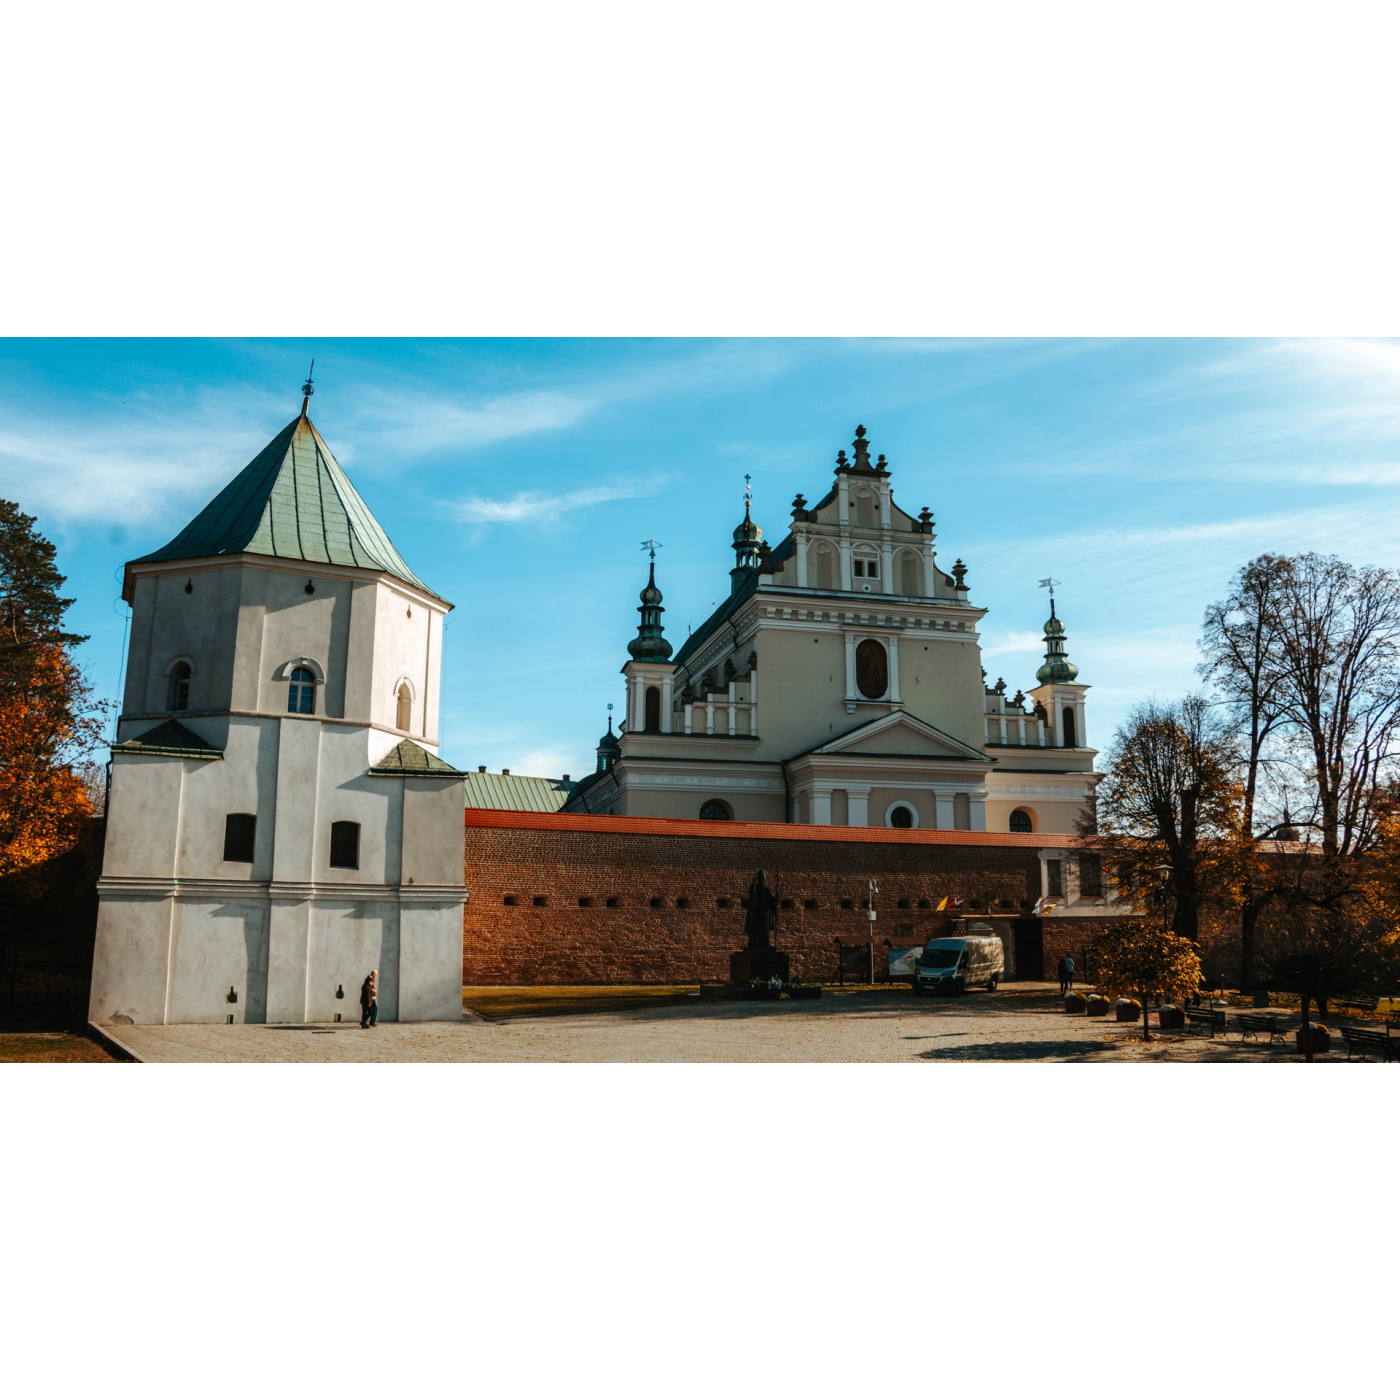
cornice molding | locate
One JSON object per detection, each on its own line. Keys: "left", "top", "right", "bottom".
{"left": 97, "top": 876, "right": 468, "bottom": 903}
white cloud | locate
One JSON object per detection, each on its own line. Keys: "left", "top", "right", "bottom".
{"left": 979, "top": 629, "right": 1044, "bottom": 658}
{"left": 0, "top": 386, "right": 285, "bottom": 529}
{"left": 340, "top": 388, "right": 595, "bottom": 459}
{"left": 448, "top": 480, "right": 658, "bottom": 524}
{"left": 512, "top": 747, "right": 583, "bottom": 780}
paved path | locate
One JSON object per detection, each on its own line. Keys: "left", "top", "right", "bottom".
{"left": 105, "top": 986, "right": 1339, "bottom": 1063}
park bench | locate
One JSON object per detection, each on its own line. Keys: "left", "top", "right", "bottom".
{"left": 1236, "top": 1013, "right": 1289, "bottom": 1044}
{"left": 1184, "top": 1006, "right": 1226, "bottom": 1036}
{"left": 1338, "top": 1023, "right": 1396, "bottom": 1062}
{"left": 1334, "top": 998, "right": 1379, "bottom": 1016}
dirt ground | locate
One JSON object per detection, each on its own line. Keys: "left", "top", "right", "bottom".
{"left": 0, "top": 1031, "right": 119, "bottom": 1063}
{"left": 95, "top": 983, "right": 1396, "bottom": 1063}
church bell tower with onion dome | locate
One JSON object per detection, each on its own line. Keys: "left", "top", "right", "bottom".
{"left": 620, "top": 541, "right": 678, "bottom": 740}
{"left": 89, "top": 371, "right": 468, "bottom": 1030}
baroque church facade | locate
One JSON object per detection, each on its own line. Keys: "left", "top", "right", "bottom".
{"left": 565, "top": 426, "right": 1097, "bottom": 836}
{"left": 89, "top": 387, "right": 467, "bottom": 1028}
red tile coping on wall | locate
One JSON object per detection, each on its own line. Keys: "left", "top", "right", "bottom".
{"left": 463, "top": 807, "right": 1078, "bottom": 848}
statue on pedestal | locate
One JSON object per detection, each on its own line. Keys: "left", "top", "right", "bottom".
{"left": 729, "top": 869, "right": 790, "bottom": 985}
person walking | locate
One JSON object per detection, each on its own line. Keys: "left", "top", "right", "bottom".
{"left": 1057, "top": 956, "right": 1071, "bottom": 995}
{"left": 360, "top": 970, "right": 379, "bottom": 1028}
{"left": 1064, "top": 954, "right": 1075, "bottom": 993}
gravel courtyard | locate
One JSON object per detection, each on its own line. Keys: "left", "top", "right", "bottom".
{"left": 102, "top": 985, "right": 1350, "bottom": 1063}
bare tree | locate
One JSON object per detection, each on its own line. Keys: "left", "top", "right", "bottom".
{"left": 1272, "top": 554, "right": 1400, "bottom": 903}
{"left": 1090, "top": 695, "right": 1239, "bottom": 944}
{"left": 1199, "top": 555, "right": 1293, "bottom": 987}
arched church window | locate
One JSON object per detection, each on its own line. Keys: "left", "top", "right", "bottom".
{"left": 1062, "top": 706, "right": 1077, "bottom": 747}
{"left": 699, "top": 800, "right": 732, "bottom": 820}
{"left": 168, "top": 661, "right": 191, "bottom": 712}
{"left": 396, "top": 683, "right": 412, "bottom": 731}
{"left": 899, "top": 552, "right": 921, "bottom": 597}
{"left": 329, "top": 821, "right": 360, "bottom": 870}
{"left": 855, "top": 639, "right": 888, "bottom": 699}
{"left": 288, "top": 667, "right": 316, "bottom": 715}
{"left": 644, "top": 686, "right": 661, "bottom": 732}
{"left": 1010, "top": 809, "right": 1033, "bottom": 834}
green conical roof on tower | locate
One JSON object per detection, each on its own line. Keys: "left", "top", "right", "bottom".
{"left": 129, "top": 409, "right": 433, "bottom": 596}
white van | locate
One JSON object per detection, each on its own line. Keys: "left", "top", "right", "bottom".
{"left": 913, "top": 930, "right": 1005, "bottom": 996}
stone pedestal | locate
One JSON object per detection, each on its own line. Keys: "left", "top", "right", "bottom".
{"left": 730, "top": 948, "right": 790, "bottom": 984}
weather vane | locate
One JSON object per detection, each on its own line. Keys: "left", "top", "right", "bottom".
{"left": 1038, "top": 576, "right": 1060, "bottom": 598}
{"left": 744, "top": 472, "right": 753, "bottom": 508}
{"left": 300, "top": 358, "right": 315, "bottom": 414}
{"left": 640, "top": 538, "right": 662, "bottom": 560}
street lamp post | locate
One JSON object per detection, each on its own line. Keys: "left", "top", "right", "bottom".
{"left": 868, "top": 878, "right": 878, "bottom": 985}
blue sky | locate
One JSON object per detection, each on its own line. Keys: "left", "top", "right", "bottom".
{"left": 3, "top": 337, "right": 1398, "bottom": 779}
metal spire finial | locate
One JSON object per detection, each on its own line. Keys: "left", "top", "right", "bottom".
{"left": 640, "top": 538, "right": 662, "bottom": 560}
{"left": 300, "top": 358, "right": 315, "bottom": 417}
{"left": 1039, "top": 576, "right": 1060, "bottom": 617}
{"left": 743, "top": 473, "right": 753, "bottom": 510}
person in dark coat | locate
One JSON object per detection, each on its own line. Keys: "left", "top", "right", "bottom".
{"left": 360, "top": 970, "right": 378, "bottom": 1028}
{"left": 1057, "top": 956, "right": 1071, "bottom": 995}
{"left": 1062, "top": 954, "right": 1075, "bottom": 994}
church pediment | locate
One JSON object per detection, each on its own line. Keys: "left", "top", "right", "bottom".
{"left": 805, "top": 711, "right": 985, "bottom": 762}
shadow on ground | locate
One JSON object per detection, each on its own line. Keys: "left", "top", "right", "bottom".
{"left": 916, "top": 1038, "right": 1124, "bottom": 1062}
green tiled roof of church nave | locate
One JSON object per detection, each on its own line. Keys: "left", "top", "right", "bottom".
{"left": 131, "top": 412, "right": 435, "bottom": 596}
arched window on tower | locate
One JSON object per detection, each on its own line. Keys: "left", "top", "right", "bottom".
{"left": 168, "top": 661, "right": 191, "bottom": 712}
{"left": 396, "top": 683, "right": 412, "bottom": 731}
{"left": 856, "top": 639, "right": 888, "bottom": 699}
{"left": 288, "top": 667, "right": 316, "bottom": 715}
{"left": 899, "top": 552, "right": 922, "bottom": 597}
{"left": 1010, "top": 809, "right": 1033, "bottom": 833}
{"left": 644, "top": 686, "right": 661, "bottom": 732}
{"left": 1062, "top": 706, "right": 1077, "bottom": 747}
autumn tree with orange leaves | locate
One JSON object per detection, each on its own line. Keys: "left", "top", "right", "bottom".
{"left": 0, "top": 500, "right": 107, "bottom": 1006}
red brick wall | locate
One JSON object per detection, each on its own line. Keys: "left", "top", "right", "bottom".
{"left": 461, "top": 813, "right": 1110, "bottom": 986}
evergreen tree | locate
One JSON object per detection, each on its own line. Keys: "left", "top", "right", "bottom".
{"left": 0, "top": 501, "right": 106, "bottom": 1008}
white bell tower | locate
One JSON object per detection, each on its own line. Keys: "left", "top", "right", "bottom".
{"left": 90, "top": 387, "right": 467, "bottom": 1027}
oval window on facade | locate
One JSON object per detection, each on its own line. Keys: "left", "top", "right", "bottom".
{"left": 855, "top": 639, "right": 888, "bottom": 698}
{"left": 889, "top": 805, "right": 914, "bottom": 829}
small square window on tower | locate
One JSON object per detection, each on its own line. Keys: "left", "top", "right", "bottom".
{"left": 329, "top": 821, "right": 360, "bottom": 870}
{"left": 223, "top": 813, "right": 255, "bottom": 863}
